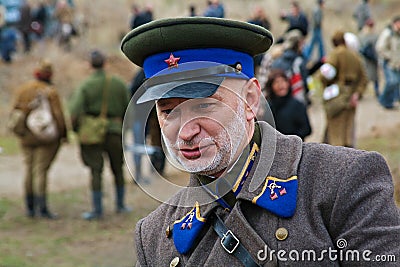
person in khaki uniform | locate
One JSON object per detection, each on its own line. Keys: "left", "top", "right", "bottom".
{"left": 12, "top": 59, "right": 67, "bottom": 219}
{"left": 121, "top": 17, "right": 399, "bottom": 266}
{"left": 69, "top": 50, "right": 131, "bottom": 220}
{"left": 320, "top": 30, "right": 368, "bottom": 147}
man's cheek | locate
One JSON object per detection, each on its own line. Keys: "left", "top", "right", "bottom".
{"left": 161, "top": 128, "right": 178, "bottom": 147}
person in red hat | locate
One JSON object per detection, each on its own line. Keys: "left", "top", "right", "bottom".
{"left": 11, "top": 59, "right": 67, "bottom": 219}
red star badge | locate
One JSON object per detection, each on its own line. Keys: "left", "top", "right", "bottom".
{"left": 164, "top": 53, "right": 180, "bottom": 68}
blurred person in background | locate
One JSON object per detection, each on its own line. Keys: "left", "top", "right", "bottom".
{"left": 188, "top": 4, "right": 196, "bottom": 17}
{"left": 247, "top": 5, "right": 271, "bottom": 30}
{"left": 43, "top": 0, "right": 59, "bottom": 38}
{"left": 358, "top": 18, "right": 379, "bottom": 98}
{"left": 0, "top": 4, "right": 5, "bottom": 29}
{"left": 12, "top": 59, "right": 67, "bottom": 219}
{"left": 280, "top": 1, "right": 309, "bottom": 37}
{"left": 69, "top": 50, "right": 131, "bottom": 220}
{"left": 203, "top": 0, "right": 224, "bottom": 18}
{"left": 128, "top": 5, "right": 164, "bottom": 181}
{"left": 128, "top": 68, "right": 166, "bottom": 182}
{"left": 265, "top": 69, "right": 312, "bottom": 141}
{"left": 17, "top": 0, "right": 32, "bottom": 53}
{"left": 54, "top": 0, "right": 76, "bottom": 51}
{"left": 30, "top": 0, "right": 48, "bottom": 41}
{"left": 375, "top": 15, "right": 400, "bottom": 109}
{"left": 303, "top": 0, "right": 325, "bottom": 64}
{"left": 247, "top": 5, "right": 272, "bottom": 74}
{"left": 319, "top": 30, "right": 368, "bottom": 147}
{"left": 130, "top": 3, "right": 153, "bottom": 30}
{"left": 271, "top": 29, "right": 310, "bottom": 106}
{"left": 353, "top": 0, "right": 372, "bottom": 32}
{"left": 128, "top": 4, "right": 140, "bottom": 30}
{"left": 147, "top": 107, "right": 166, "bottom": 175}
{"left": 128, "top": 68, "right": 152, "bottom": 183}
{"left": 257, "top": 44, "right": 285, "bottom": 92}
{"left": 0, "top": 22, "right": 18, "bottom": 63}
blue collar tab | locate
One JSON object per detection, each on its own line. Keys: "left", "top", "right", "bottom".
{"left": 173, "top": 202, "right": 206, "bottom": 254}
{"left": 252, "top": 176, "right": 298, "bottom": 218}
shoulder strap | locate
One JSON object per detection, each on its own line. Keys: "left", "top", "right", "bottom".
{"left": 100, "top": 75, "right": 111, "bottom": 118}
{"left": 208, "top": 211, "right": 261, "bottom": 267}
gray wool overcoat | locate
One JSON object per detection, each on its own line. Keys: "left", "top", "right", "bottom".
{"left": 135, "top": 122, "right": 400, "bottom": 266}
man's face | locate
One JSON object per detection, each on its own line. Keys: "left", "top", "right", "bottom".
{"left": 156, "top": 78, "right": 252, "bottom": 176}
{"left": 394, "top": 20, "right": 400, "bottom": 33}
{"left": 272, "top": 76, "right": 290, "bottom": 97}
{"left": 291, "top": 5, "right": 300, "bottom": 16}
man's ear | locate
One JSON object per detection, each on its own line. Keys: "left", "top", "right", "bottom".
{"left": 243, "top": 78, "right": 261, "bottom": 121}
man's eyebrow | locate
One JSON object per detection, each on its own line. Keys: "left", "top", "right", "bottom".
{"left": 211, "top": 94, "right": 223, "bottom": 102}
{"left": 156, "top": 100, "right": 172, "bottom": 108}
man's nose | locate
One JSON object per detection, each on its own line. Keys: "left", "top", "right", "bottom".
{"left": 178, "top": 118, "right": 200, "bottom": 141}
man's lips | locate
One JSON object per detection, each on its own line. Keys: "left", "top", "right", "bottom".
{"left": 179, "top": 145, "right": 212, "bottom": 159}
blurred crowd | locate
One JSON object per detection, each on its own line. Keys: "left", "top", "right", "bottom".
{"left": 4, "top": 0, "right": 400, "bottom": 219}
{"left": 0, "top": 0, "right": 81, "bottom": 61}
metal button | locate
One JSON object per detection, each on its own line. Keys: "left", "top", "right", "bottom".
{"left": 170, "top": 256, "right": 180, "bottom": 267}
{"left": 235, "top": 63, "right": 242, "bottom": 72}
{"left": 275, "top": 227, "right": 288, "bottom": 241}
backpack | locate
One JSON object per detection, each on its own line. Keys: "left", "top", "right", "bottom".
{"left": 359, "top": 42, "right": 377, "bottom": 62}
{"left": 7, "top": 108, "right": 27, "bottom": 136}
{"left": 26, "top": 92, "right": 59, "bottom": 142}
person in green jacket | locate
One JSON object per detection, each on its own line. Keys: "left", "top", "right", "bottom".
{"left": 69, "top": 50, "right": 131, "bottom": 220}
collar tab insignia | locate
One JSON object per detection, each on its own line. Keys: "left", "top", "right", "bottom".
{"left": 172, "top": 202, "right": 206, "bottom": 254}
{"left": 252, "top": 176, "right": 298, "bottom": 218}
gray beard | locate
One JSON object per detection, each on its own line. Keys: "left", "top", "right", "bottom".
{"left": 161, "top": 103, "right": 247, "bottom": 176}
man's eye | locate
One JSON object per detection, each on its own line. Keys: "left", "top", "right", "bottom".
{"left": 162, "top": 109, "right": 173, "bottom": 115}
{"left": 162, "top": 108, "right": 180, "bottom": 119}
{"left": 199, "top": 103, "right": 210, "bottom": 108}
{"left": 197, "top": 103, "right": 214, "bottom": 110}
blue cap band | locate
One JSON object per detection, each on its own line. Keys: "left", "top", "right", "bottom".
{"left": 143, "top": 48, "right": 254, "bottom": 78}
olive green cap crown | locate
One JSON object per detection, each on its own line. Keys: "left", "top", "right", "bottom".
{"left": 121, "top": 17, "right": 273, "bottom": 67}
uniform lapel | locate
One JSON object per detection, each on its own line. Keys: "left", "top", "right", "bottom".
{"left": 238, "top": 121, "right": 303, "bottom": 218}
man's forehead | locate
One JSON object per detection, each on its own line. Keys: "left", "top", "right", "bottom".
{"left": 156, "top": 93, "right": 223, "bottom": 107}
{"left": 220, "top": 77, "right": 247, "bottom": 89}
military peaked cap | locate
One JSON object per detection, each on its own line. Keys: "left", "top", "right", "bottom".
{"left": 121, "top": 17, "right": 273, "bottom": 103}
